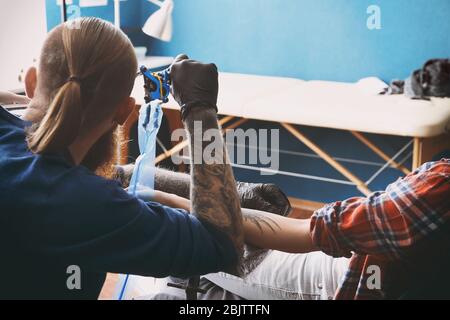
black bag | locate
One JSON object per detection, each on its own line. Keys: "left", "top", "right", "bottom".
{"left": 383, "top": 59, "right": 450, "bottom": 100}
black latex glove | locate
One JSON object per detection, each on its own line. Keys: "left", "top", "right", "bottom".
{"left": 237, "top": 182, "right": 292, "bottom": 217}
{"left": 169, "top": 54, "right": 219, "bottom": 120}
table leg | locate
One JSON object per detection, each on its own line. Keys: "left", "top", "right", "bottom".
{"left": 413, "top": 133, "right": 450, "bottom": 170}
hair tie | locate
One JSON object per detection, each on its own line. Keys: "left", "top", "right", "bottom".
{"left": 67, "top": 76, "right": 82, "bottom": 84}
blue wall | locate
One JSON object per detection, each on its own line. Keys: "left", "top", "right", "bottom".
{"left": 45, "top": 0, "right": 450, "bottom": 202}
{"left": 149, "top": 0, "right": 450, "bottom": 82}
{"left": 47, "top": 0, "right": 450, "bottom": 82}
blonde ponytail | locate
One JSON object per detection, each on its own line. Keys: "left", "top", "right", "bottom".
{"left": 27, "top": 17, "right": 137, "bottom": 156}
{"left": 28, "top": 78, "right": 83, "bottom": 153}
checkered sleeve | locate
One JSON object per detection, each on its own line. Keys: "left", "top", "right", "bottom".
{"left": 310, "top": 160, "right": 450, "bottom": 261}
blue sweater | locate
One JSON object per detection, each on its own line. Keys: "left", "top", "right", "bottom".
{"left": 0, "top": 106, "right": 236, "bottom": 300}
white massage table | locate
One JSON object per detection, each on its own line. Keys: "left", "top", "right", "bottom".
{"left": 131, "top": 72, "right": 450, "bottom": 196}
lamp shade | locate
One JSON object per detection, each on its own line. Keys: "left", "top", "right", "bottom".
{"left": 142, "top": 0, "right": 174, "bottom": 42}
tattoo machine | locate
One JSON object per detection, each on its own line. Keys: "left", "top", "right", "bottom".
{"left": 139, "top": 66, "right": 171, "bottom": 104}
{"left": 127, "top": 65, "right": 170, "bottom": 198}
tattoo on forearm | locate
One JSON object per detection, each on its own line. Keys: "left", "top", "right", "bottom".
{"left": 240, "top": 210, "right": 280, "bottom": 276}
{"left": 184, "top": 108, "right": 244, "bottom": 273}
{"left": 155, "top": 168, "right": 191, "bottom": 199}
{"left": 242, "top": 210, "right": 281, "bottom": 233}
{"left": 113, "top": 164, "right": 134, "bottom": 188}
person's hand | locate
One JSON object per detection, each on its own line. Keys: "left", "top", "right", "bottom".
{"left": 0, "top": 91, "right": 30, "bottom": 105}
{"left": 169, "top": 54, "right": 219, "bottom": 120}
{"left": 236, "top": 182, "right": 292, "bottom": 217}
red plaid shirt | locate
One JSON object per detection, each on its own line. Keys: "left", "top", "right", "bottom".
{"left": 310, "top": 159, "right": 450, "bottom": 300}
